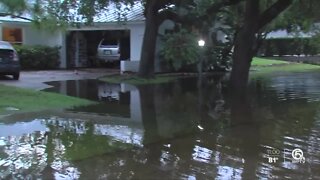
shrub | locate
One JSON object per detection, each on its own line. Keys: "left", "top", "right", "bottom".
{"left": 160, "top": 28, "right": 234, "bottom": 72}
{"left": 204, "top": 41, "right": 233, "bottom": 72}
{"left": 260, "top": 37, "right": 320, "bottom": 56}
{"left": 160, "top": 29, "right": 200, "bottom": 71}
{"left": 14, "top": 45, "right": 60, "bottom": 70}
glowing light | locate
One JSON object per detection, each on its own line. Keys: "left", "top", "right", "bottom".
{"left": 198, "top": 39, "right": 205, "bottom": 47}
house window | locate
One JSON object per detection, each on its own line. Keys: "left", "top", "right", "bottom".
{"left": 2, "top": 27, "right": 23, "bottom": 44}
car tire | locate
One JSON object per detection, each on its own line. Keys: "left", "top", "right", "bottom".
{"left": 13, "top": 73, "right": 20, "bottom": 80}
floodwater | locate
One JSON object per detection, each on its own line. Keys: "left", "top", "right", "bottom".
{"left": 1, "top": 72, "right": 320, "bottom": 179}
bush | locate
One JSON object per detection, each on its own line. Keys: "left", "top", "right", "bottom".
{"left": 14, "top": 45, "right": 60, "bottom": 70}
{"left": 160, "top": 29, "right": 200, "bottom": 71}
{"left": 260, "top": 37, "right": 320, "bottom": 56}
{"left": 204, "top": 41, "right": 233, "bottom": 72}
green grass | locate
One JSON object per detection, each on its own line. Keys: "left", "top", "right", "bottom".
{"left": 251, "top": 57, "right": 289, "bottom": 66}
{"left": 101, "top": 57, "right": 320, "bottom": 84}
{"left": 251, "top": 57, "right": 320, "bottom": 75}
{"left": 100, "top": 74, "right": 179, "bottom": 85}
{"left": 0, "top": 85, "right": 94, "bottom": 115}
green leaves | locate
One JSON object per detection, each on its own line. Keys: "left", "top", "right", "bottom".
{"left": 0, "top": 0, "right": 28, "bottom": 14}
{"left": 14, "top": 45, "right": 60, "bottom": 70}
{"left": 160, "top": 29, "right": 200, "bottom": 71}
{"left": 260, "top": 37, "right": 320, "bottom": 56}
{"left": 0, "top": 0, "right": 137, "bottom": 31}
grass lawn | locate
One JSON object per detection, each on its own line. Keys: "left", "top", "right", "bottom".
{"left": 100, "top": 57, "right": 320, "bottom": 84}
{"left": 0, "top": 84, "right": 94, "bottom": 115}
{"left": 251, "top": 57, "right": 289, "bottom": 66}
{"left": 99, "top": 74, "right": 179, "bottom": 85}
{"left": 251, "top": 57, "right": 320, "bottom": 74}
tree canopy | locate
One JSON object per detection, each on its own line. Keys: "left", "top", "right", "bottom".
{"left": 2, "top": 0, "right": 320, "bottom": 88}
{"left": 2, "top": 0, "right": 319, "bottom": 37}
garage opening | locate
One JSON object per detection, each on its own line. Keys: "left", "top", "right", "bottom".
{"left": 66, "top": 30, "right": 130, "bottom": 69}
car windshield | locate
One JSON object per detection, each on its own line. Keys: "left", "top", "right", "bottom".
{"left": 101, "top": 39, "right": 118, "bottom": 45}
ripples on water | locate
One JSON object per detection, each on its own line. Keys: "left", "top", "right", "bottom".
{"left": 0, "top": 72, "right": 320, "bottom": 179}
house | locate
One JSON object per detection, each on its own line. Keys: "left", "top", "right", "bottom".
{"left": 65, "top": 2, "right": 150, "bottom": 72}
{"left": 257, "top": 28, "right": 320, "bottom": 64}
{"left": 0, "top": 2, "right": 175, "bottom": 73}
{"left": 0, "top": 15, "right": 67, "bottom": 67}
{"left": 0, "top": 2, "right": 226, "bottom": 73}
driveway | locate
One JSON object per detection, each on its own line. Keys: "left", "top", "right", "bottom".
{"left": 0, "top": 68, "right": 119, "bottom": 90}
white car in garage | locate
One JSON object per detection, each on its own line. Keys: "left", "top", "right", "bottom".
{"left": 97, "top": 38, "right": 121, "bottom": 62}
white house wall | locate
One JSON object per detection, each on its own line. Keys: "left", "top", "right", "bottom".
{"left": 23, "top": 26, "right": 67, "bottom": 68}
{"left": 0, "top": 24, "right": 3, "bottom": 40}
{"left": 120, "top": 23, "right": 145, "bottom": 73}
{"left": 23, "top": 27, "right": 60, "bottom": 46}
{"left": 0, "top": 22, "right": 67, "bottom": 68}
{"left": 121, "top": 20, "right": 175, "bottom": 73}
{"left": 129, "top": 23, "right": 145, "bottom": 62}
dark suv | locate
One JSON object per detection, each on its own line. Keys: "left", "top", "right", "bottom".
{"left": 0, "top": 41, "right": 20, "bottom": 80}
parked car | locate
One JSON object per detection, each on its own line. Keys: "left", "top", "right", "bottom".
{"left": 97, "top": 38, "right": 121, "bottom": 62}
{"left": 0, "top": 41, "right": 20, "bottom": 80}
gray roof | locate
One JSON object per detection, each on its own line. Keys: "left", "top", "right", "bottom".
{"left": 0, "top": 2, "right": 144, "bottom": 24}
{"left": 92, "top": 2, "right": 144, "bottom": 23}
{"left": 0, "top": 14, "right": 32, "bottom": 23}
{"left": 0, "top": 1, "right": 32, "bottom": 23}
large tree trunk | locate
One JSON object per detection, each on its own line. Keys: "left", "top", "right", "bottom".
{"left": 230, "top": 32, "right": 255, "bottom": 91}
{"left": 138, "top": 2, "right": 159, "bottom": 78}
{"left": 230, "top": 0, "right": 259, "bottom": 92}
{"left": 230, "top": 0, "right": 292, "bottom": 91}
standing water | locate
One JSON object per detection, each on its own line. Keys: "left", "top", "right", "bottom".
{"left": 0, "top": 72, "right": 320, "bottom": 179}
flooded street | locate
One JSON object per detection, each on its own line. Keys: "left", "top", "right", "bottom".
{"left": 1, "top": 72, "right": 320, "bottom": 179}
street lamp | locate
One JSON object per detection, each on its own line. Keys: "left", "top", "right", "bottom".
{"left": 198, "top": 39, "right": 205, "bottom": 47}
{"left": 197, "top": 39, "right": 205, "bottom": 78}
{"left": 197, "top": 39, "right": 205, "bottom": 130}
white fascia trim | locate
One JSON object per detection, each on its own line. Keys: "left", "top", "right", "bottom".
{"left": 67, "top": 20, "right": 145, "bottom": 31}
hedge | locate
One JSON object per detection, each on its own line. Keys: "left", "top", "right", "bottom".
{"left": 259, "top": 38, "right": 320, "bottom": 57}
{"left": 14, "top": 45, "right": 60, "bottom": 70}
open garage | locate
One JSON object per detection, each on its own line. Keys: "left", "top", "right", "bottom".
{"left": 65, "top": 20, "right": 145, "bottom": 73}
{"left": 66, "top": 30, "right": 130, "bottom": 69}
{"left": 62, "top": 1, "right": 145, "bottom": 72}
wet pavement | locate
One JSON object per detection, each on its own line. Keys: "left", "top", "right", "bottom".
{"left": 0, "top": 68, "right": 118, "bottom": 90}
{"left": 0, "top": 72, "right": 320, "bottom": 179}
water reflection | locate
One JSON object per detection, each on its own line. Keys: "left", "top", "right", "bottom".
{"left": 0, "top": 117, "right": 143, "bottom": 179}
{"left": 1, "top": 72, "right": 320, "bottom": 179}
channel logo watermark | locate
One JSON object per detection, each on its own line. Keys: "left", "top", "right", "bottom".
{"left": 265, "top": 147, "right": 306, "bottom": 164}
{"left": 290, "top": 148, "right": 306, "bottom": 164}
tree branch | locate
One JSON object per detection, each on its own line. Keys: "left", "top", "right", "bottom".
{"left": 199, "top": 0, "right": 244, "bottom": 20}
{"left": 157, "top": 10, "right": 180, "bottom": 26}
{"left": 257, "top": 0, "right": 293, "bottom": 30}
{"left": 0, "top": 12, "right": 33, "bottom": 22}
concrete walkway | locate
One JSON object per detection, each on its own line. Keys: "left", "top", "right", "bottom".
{"left": 0, "top": 68, "right": 119, "bottom": 90}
